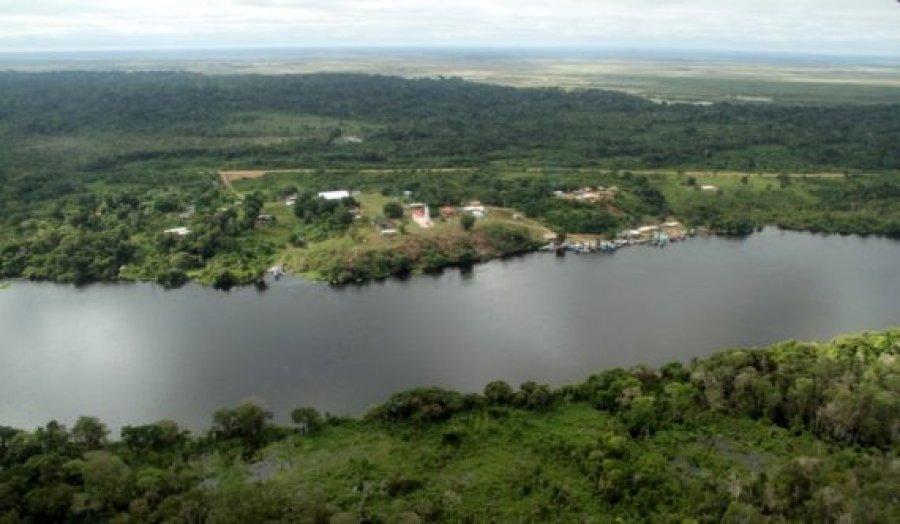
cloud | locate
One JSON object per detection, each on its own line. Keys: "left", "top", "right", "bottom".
{"left": 0, "top": 0, "right": 898, "bottom": 54}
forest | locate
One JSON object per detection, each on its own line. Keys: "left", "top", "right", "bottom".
{"left": 2, "top": 72, "right": 899, "bottom": 171}
{"left": 1, "top": 72, "right": 899, "bottom": 286}
{"left": 1, "top": 330, "right": 898, "bottom": 522}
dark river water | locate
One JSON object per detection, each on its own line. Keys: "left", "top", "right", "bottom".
{"left": 2, "top": 229, "right": 900, "bottom": 431}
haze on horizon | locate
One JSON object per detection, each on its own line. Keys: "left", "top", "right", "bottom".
{"left": 1, "top": 0, "right": 899, "bottom": 56}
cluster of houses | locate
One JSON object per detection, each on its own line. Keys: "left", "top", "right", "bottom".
{"left": 554, "top": 186, "right": 619, "bottom": 203}
{"left": 620, "top": 221, "right": 685, "bottom": 240}
{"left": 547, "top": 220, "right": 689, "bottom": 255}
{"left": 615, "top": 221, "right": 687, "bottom": 247}
{"left": 249, "top": 188, "right": 499, "bottom": 240}
{"left": 436, "top": 201, "right": 487, "bottom": 219}
{"left": 269, "top": 188, "right": 493, "bottom": 239}
{"left": 163, "top": 206, "right": 197, "bottom": 236}
{"left": 374, "top": 201, "right": 489, "bottom": 237}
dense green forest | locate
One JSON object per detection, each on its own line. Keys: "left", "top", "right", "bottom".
{"left": 1, "top": 330, "right": 898, "bottom": 522}
{"left": 2, "top": 72, "right": 899, "bottom": 170}
{"left": 1, "top": 72, "right": 899, "bottom": 286}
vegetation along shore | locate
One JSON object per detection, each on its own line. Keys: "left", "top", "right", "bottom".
{"left": 1, "top": 330, "right": 898, "bottom": 521}
{"left": 1, "top": 72, "right": 899, "bottom": 287}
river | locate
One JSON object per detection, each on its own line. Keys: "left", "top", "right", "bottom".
{"left": 2, "top": 228, "right": 899, "bottom": 431}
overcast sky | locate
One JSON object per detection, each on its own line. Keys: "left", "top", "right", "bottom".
{"left": 1, "top": 0, "right": 899, "bottom": 55}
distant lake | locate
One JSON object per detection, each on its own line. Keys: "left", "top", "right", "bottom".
{"left": 2, "top": 228, "right": 899, "bottom": 432}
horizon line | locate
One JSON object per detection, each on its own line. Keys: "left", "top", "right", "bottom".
{"left": 1, "top": 45, "right": 899, "bottom": 60}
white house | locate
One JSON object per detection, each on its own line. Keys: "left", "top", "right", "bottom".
{"left": 318, "top": 190, "right": 351, "bottom": 201}
{"left": 463, "top": 203, "right": 487, "bottom": 219}
{"left": 408, "top": 203, "right": 433, "bottom": 228}
{"left": 164, "top": 227, "right": 191, "bottom": 236}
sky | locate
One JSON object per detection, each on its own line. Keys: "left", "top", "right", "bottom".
{"left": 1, "top": 0, "right": 899, "bottom": 55}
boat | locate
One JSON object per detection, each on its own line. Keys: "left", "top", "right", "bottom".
{"left": 652, "top": 232, "right": 670, "bottom": 247}
{"left": 268, "top": 265, "right": 286, "bottom": 280}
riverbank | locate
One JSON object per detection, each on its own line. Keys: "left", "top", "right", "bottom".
{"left": 281, "top": 221, "right": 542, "bottom": 284}
{"left": 230, "top": 187, "right": 552, "bottom": 286}
{"left": 6, "top": 163, "right": 900, "bottom": 289}
{"left": 2, "top": 329, "right": 897, "bottom": 522}
{"left": 4, "top": 221, "right": 894, "bottom": 290}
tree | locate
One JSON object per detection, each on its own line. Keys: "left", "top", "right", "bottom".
{"left": 33, "top": 421, "right": 69, "bottom": 453}
{"left": 212, "top": 270, "right": 236, "bottom": 291}
{"left": 211, "top": 403, "right": 272, "bottom": 449}
{"left": 71, "top": 416, "right": 108, "bottom": 450}
{"left": 76, "top": 451, "right": 134, "bottom": 515}
{"left": 661, "top": 383, "right": 699, "bottom": 424}
{"left": 383, "top": 201, "right": 404, "bottom": 219}
{"left": 0, "top": 425, "right": 21, "bottom": 464}
{"left": 290, "top": 407, "right": 324, "bottom": 434}
{"left": 0, "top": 425, "right": 19, "bottom": 448}
{"left": 786, "top": 376, "right": 818, "bottom": 429}
{"left": 483, "top": 381, "right": 514, "bottom": 405}
{"left": 514, "top": 381, "right": 553, "bottom": 410}
{"left": 289, "top": 231, "right": 307, "bottom": 248}
{"left": 156, "top": 269, "right": 188, "bottom": 289}
{"left": 525, "top": 384, "right": 553, "bottom": 410}
{"left": 733, "top": 370, "right": 779, "bottom": 420}
{"left": 121, "top": 420, "right": 187, "bottom": 453}
{"left": 460, "top": 213, "right": 476, "bottom": 231}
{"left": 623, "top": 395, "right": 658, "bottom": 437}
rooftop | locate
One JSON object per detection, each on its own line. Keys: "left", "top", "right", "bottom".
{"left": 318, "top": 190, "right": 351, "bottom": 201}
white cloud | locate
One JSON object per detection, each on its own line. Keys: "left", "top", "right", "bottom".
{"left": 0, "top": 0, "right": 898, "bottom": 54}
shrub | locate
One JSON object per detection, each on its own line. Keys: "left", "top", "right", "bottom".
{"left": 383, "top": 201, "right": 404, "bottom": 219}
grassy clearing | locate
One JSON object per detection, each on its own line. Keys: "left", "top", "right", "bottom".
{"left": 218, "top": 112, "right": 382, "bottom": 139}
{"left": 226, "top": 167, "right": 477, "bottom": 191}
{"left": 229, "top": 169, "right": 549, "bottom": 281}
{"left": 278, "top": 214, "right": 541, "bottom": 283}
